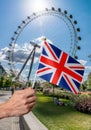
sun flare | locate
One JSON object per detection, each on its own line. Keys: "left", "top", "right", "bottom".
{"left": 22, "top": 0, "right": 49, "bottom": 13}
{"left": 32, "top": 0, "right": 48, "bottom": 11}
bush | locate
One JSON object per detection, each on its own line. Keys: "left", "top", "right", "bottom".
{"left": 75, "top": 95, "right": 91, "bottom": 113}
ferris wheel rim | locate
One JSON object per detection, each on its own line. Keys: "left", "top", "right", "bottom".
{"left": 8, "top": 7, "right": 81, "bottom": 74}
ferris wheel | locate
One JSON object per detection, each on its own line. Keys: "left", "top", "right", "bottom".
{"left": 8, "top": 7, "right": 81, "bottom": 81}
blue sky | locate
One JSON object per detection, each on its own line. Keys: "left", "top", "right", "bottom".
{"left": 0, "top": 0, "right": 91, "bottom": 81}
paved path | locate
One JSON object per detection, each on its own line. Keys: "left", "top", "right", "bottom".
{"left": 0, "top": 91, "right": 20, "bottom": 130}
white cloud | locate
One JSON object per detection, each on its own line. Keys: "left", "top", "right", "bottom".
{"left": 33, "top": 36, "right": 52, "bottom": 44}
{"left": 78, "top": 59, "right": 87, "bottom": 65}
{"left": 0, "top": 36, "right": 53, "bottom": 64}
{"left": 85, "top": 66, "right": 91, "bottom": 70}
{"left": 0, "top": 47, "right": 9, "bottom": 62}
{"left": 11, "top": 36, "right": 52, "bottom": 64}
{"left": 75, "top": 59, "right": 91, "bottom": 81}
{"left": 0, "top": 36, "right": 53, "bottom": 81}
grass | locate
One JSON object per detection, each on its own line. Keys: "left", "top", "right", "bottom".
{"left": 33, "top": 92, "right": 91, "bottom": 130}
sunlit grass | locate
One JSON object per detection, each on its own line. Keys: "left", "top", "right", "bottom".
{"left": 33, "top": 92, "right": 91, "bottom": 130}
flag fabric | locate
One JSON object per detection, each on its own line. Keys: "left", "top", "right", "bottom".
{"left": 36, "top": 41, "right": 85, "bottom": 94}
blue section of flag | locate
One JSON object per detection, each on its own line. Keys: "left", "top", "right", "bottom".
{"left": 50, "top": 43, "right": 61, "bottom": 58}
{"left": 40, "top": 72, "right": 52, "bottom": 82}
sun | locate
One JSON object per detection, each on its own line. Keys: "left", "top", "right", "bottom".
{"left": 32, "top": 0, "right": 48, "bottom": 11}
{"left": 22, "top": 0, "right": 49, "bottom": 13}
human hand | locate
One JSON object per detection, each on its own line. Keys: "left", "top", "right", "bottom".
{"left": 3, "top": 87, "right": 37, "bottom": 117}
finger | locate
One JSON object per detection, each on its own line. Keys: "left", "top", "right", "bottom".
{"left": 16, "top": 87, "right": 36, "bottom": 98}
{"left": 27, "top": 101, "right": 36, "bottom": 109}
{"left": 25, "top": 88, "right": 36, "bottom": 98}
{"left": 26, "top": 96, "right": 37, "bottom": 104}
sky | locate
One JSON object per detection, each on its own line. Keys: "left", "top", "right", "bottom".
{"left": 0, "top": 0, "right": 91, "bottom": 81}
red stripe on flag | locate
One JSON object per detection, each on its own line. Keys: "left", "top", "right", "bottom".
{"left": 40, "top": 56, "right": 58, "bottom": 68}
{"left": 51, "top": 52, "right": 67, "bottom": 84}
{"left": 69, "top": 66, "right": 84, "bottom": 69}
{"left": 37, "top": 67, "right": 50, "bottom": 74}
{"left": 64, "top": 74, "right": 78, "bottom": 94}
{"left": 44, "top": 42, "right": 58, "bottom": 61}
{"left": 63, "top": 67, "right": 82, "bottom": 82}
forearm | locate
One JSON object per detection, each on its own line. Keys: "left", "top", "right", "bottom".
{"left": 0, "top": 102, "right": 11, "bottom": 119}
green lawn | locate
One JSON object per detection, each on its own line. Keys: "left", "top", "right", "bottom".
{"left": 33, "top": 92, "right": 91, "bottom": 130}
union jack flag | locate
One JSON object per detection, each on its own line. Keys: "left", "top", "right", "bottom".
{"left": 36, "top": 41, "right": 85, "bottom": 94}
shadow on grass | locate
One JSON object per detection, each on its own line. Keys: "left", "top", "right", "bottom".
{"left": 33, "top": 96, "right": 76, "bottom": 117}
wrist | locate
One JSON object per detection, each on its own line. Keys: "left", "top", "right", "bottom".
{"left": 0, "top": 102, "right": 11, "bottom": 119}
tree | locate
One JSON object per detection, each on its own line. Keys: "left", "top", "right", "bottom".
{"left": 0, "top": 75, "right": 12, "bottom": 89}
{"left": 87, "top": 72, "right": 91, "bottom": 90}
{"left": 0, "top": 76, "right": 4, "bottom": 88}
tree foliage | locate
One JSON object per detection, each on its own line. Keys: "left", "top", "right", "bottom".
{"left": 0, "top": 75, "right": 12, "bottom": 89}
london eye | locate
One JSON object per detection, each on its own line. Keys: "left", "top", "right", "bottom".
{"left": 8, "top": 7, "right": 81, "bottom": 82}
